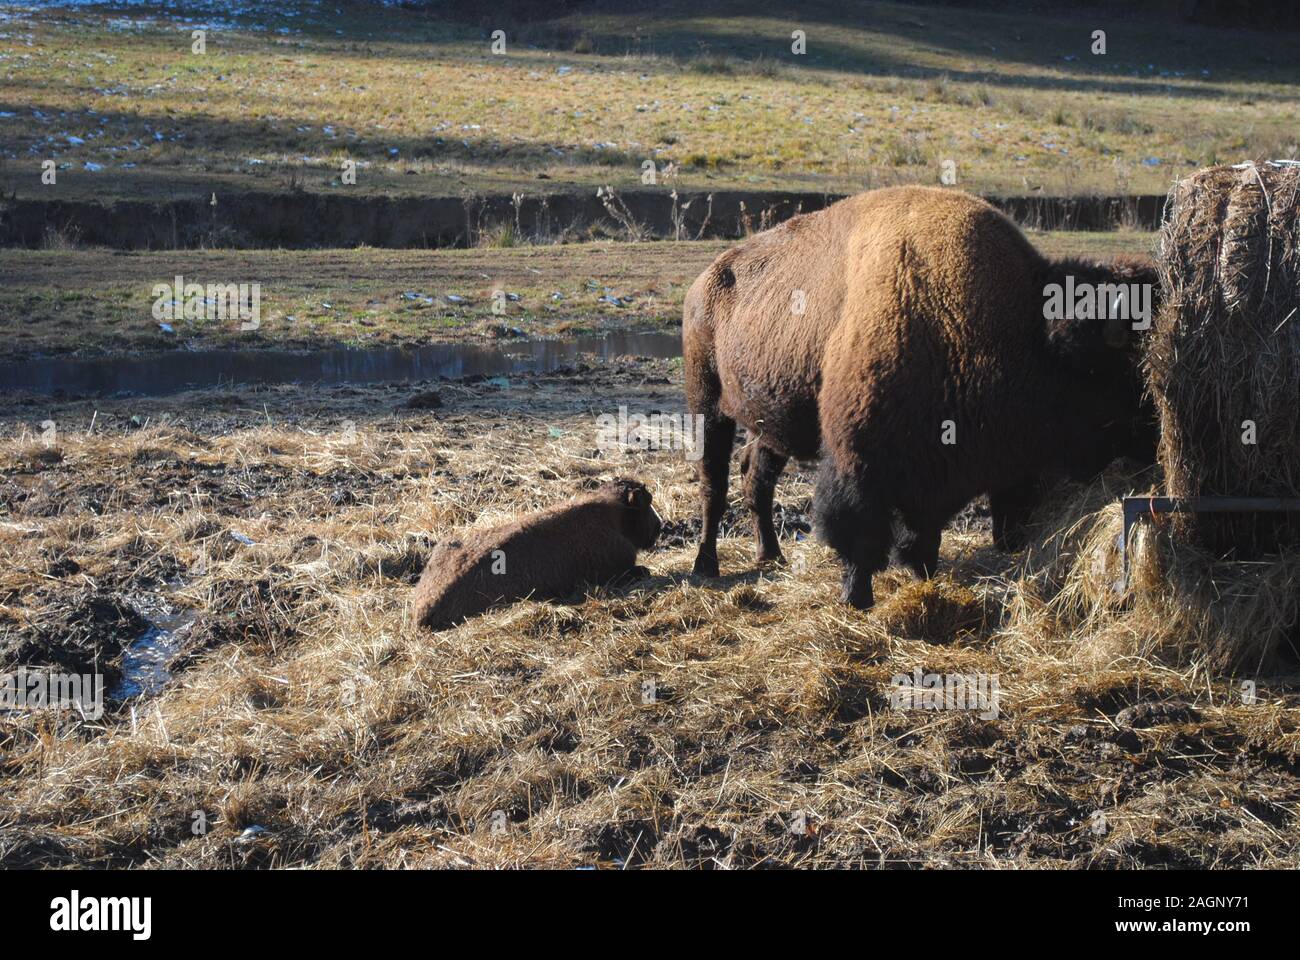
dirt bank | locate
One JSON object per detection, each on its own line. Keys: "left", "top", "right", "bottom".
{"left": 0, "top": 189, "right": 1167, "bottom": 251}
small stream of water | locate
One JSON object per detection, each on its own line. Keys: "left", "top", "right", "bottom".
{"left": 0, "top": 331, "right": 683, "bottom": 397}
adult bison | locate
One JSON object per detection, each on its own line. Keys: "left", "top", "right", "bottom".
{"left": 683, "top": 185, "right": 1155, "bottom": 601}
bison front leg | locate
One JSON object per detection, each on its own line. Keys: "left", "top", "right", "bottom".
{"left": 989, "top": 481, "right": 1040, "bottom": 551}
{"left": 895, "top": 522, "right": 941, "bottom": 579}
{"left": 814, "top": 462, "right": 892, "bottom": 610}
{"left": 839, "top": 535, "right": 881, "bottom": 608}
{"left": 692, "top": 412, "right": 736, "bottom": 577}
{"left": 740, "top": 443, "right": 789, "bottom": 565}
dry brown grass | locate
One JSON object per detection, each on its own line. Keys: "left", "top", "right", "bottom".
{"left": 2, "top": 361, "right": 1299, "bottom": 868}
{"left": 5, "top": 1, "right": 1298, "bottom": 204}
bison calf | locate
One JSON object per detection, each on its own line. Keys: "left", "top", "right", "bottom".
{"left": 412, "top": 478, "right": 662, "bottom": 630}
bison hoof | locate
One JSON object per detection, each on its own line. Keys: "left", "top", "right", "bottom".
{"left": 843, "top": 591, "right": 875, "bottom": 611}
{"left": 840, "top": 576, "right": 874, "bottom": 610}
{"left": 992, "top": 529, "right": 1026, "bottom": 552}
{"left": 692, "top": 555, "right": 720, "bottom": 578}
{"left": 756, "top": 549, "right": 786, "bottom": 567}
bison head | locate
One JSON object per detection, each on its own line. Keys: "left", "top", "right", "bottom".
{"left": 1041, "top": 256, "right": 1160, "bottom": 477}
{"left": 604, "top": 477, "right": 662, "bottom": 549}
{"left": 1042, "top": 256, "right": 1157, "bottom": 360}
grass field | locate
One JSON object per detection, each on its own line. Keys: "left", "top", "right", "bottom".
{"left": 3, "top": 363, "right": 1298, "bottom": 868}
{"left": 0, "top": 230, "right": 1154, "bottom": 359}
{"left": 2, "top": 0, "right": 1297, "bottom": 206}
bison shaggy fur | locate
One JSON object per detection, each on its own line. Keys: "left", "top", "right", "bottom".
{"left": 682, "top": 185, "right": 1155, "bottom": 602}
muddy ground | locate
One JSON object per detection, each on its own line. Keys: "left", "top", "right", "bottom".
{"left": 2, "top": 357, "right": 1298, "bottom": 868}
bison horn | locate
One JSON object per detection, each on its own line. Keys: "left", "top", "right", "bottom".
{"left": 1103, "top": 313, "right": 1128, "bottom": 348}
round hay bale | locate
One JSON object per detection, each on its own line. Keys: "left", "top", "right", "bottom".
{"left": 1147, "top": 161, "right": 1300, "bottom": 557}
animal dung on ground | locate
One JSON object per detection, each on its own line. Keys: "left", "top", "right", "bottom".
{"left": 412, "top": 477, "right": 661, "bottom": 630}
{"left": 1147, "top": 161, "right": 1300, "bottom": 557}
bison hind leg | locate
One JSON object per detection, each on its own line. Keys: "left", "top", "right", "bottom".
{"left": 813, "top": 460, "right": 893, "bottom": 610}
{"left": 691, "top": 411, "right": 736, "bottom": 578}
{"left": 741, "top": 443, "right": 789, "bottom": 566}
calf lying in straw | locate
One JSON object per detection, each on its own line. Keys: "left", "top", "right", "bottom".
{"left": 413, "top": 478, "right": 662, "bottom": 630}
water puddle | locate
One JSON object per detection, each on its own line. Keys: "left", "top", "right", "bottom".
{"left": 0, "top": 331, "right": 683, "bottom": 397}
{"left": 110, "top": 601, "right": 198, "bottom": 701}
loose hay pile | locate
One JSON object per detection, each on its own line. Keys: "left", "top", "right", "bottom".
{"left": 1148, "top": 161, "right": 1300, "bottom": 557}
{"left": 1006, "top": 462, "right": 1300, "bottom": 674}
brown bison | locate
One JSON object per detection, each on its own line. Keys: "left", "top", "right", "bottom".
{"left": 683, "top": 185, "right": 1155, "bottom": 599}
{"left": 413, "top": 478, "right": 661, "bottom": 629}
